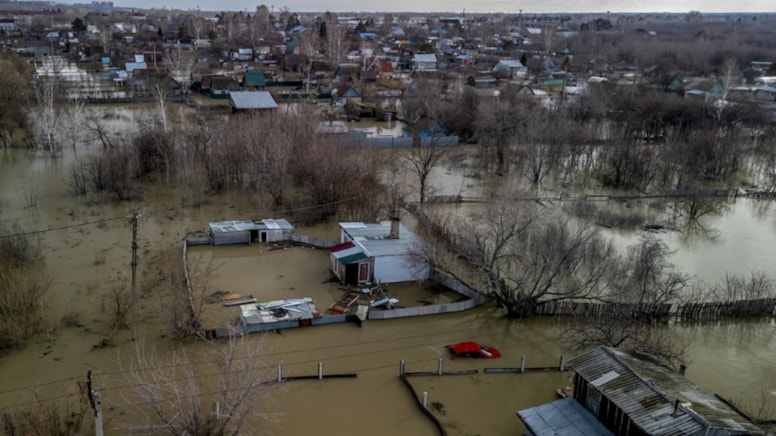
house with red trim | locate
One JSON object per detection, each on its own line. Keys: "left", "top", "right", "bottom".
{"left": 329, "top": 220, "right": 430, "bottom": 286}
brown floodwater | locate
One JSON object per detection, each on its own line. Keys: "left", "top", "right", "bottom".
{"left": 1, "top": 104, "right": 776, "bottom": 435}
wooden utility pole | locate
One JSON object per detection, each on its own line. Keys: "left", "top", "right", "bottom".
{"left": 87, "top": 370, "right": 104, "bottom": 436}
{"left": 128, "top": 210, "right": 140, "bottom": 341}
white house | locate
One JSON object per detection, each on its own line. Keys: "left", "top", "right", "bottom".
{"left": 413, "top": 53, "right": 438, "bottom": 71}
{"left": 329, "top": 220, "right": 430, "bottom": 285}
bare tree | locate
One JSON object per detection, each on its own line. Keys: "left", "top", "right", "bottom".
{"left": 121, "top": 335, "right": 277, "bottom": 435}
{"left": 0, "top": 228, "right": 51, "bottom": 352}
{"left": 709, "top": 272, "right": 775, "bottom": 301}
{"left": 1, "top": 382, "right": 89, "bottom": 436}
{"left": 430, "top": 202, "right": 619, "bottom": 317}
{"left": 563, "top": 236, "right": 690, "bottom": 370}
{"left": 29, "top": 75, "right": 63, "bottom": 157}
{"left": 148, "top": 74, "right": 171, "bottom": 132}
{"left": 400, "top": 79, "right": 453, "bottom": 203}
{"left": 0, "top": 52, "right": 32, "bottom": 148}
{"left": 563, "top": 314, "right": 689, "bottom": 371}
{"left": 474, "top": 97, "right": 520, "bottom": 174}
{"left": 615, "top": 235, "right": 689, "bottom": 308}
{"left": 325, "top": 19, "right": 347, "bottom": 67}
{"left": 402, "top": 138, "right": 451, "bottom": 204}
{"left": 166, "top": 46, "right": 197, "bottom": 96}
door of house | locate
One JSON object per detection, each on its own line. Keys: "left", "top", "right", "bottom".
{"left": 358, "top": 262, "right": 369, "bottom": 283}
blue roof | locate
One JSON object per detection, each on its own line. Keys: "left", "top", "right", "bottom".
{"left": 517, "top": 397, "right": 614, "bottom": 436}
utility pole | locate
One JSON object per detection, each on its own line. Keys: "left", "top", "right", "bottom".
{"left": 128, "top": 210, "right": 140, "bottom": 341}
{"left": 87, "top": 370, "right": 104, "bottom": 436}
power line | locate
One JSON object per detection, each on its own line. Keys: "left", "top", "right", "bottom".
{"left": 93, "top": 323, "right": 484, "bottom": 379}
{"left": 0, "top": 216, "right": 127, "bottom": 239}
{"left": 0, "top": 324, "right": 483, "bottom": 398}
{"left": 0, "top": 375, "right": 82, "bottom": 396}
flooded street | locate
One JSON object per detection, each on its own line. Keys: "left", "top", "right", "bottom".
{"left": 1, "top": 109, "right": 776, "bottom": 434}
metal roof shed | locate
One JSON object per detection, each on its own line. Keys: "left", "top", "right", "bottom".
{"left": 229, "top": 91, "right": 278, "bottom": 112}
{"left": 209, "top": 218, "right": 293, "bottom": 245}
{"left": 568, "top": 347, "right": 763, "bottom": 436}
{"left": 517, "top": 397, "right": 614, "bottom": 436}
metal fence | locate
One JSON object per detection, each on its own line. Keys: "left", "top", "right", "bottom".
{"left": 290, "top": 233, "right": 337, "bottom": 249}
{"left": 368, "top": 274, "right": 490, "bottom": 320}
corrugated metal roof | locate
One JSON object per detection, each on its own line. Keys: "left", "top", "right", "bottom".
{"left": 569, "top": 347, "right": 763, "bottom": 435}
{"left": 517, "top": 397, "right": 615, "bottom": 435}
{"left": 209, "top": 218, "right": 293, "bottom": 233}
{"left": 229, "top": 91, "right": 278, "bottom": 109}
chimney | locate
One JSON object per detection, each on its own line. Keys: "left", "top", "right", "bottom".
{"left": 390, "top": 217, "right": 400, "bottom": 239}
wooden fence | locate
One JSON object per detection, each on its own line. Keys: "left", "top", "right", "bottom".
{"left": 534, "top": 301, "right": 672, "bottom": 319}
{"left": 677, "top": 298, "right": 776, "bottom": 320}
{"left": 533, "top": 298, "right": 776, "bottom": 321}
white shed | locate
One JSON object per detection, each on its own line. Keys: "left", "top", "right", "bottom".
{"left": 209, "top": 218, "right": 294, "bottom": 246}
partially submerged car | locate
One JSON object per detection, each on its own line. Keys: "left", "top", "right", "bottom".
{"left": 446, "top": 341, "right": 501, "bottom": 359}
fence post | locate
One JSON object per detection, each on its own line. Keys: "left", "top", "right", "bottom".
{"left": 520, "top": 355, "right": 526, "bottom": 373}
{"left": 560, "top": 354, "right": 566, "bottom": 372}
{"left": 318, "top": 362, "right": 323, "bottom": 380}
{"left": 422, "top": 392, "right": 428, "bottom": 409}
{"left": 277, "top": 365, "right": 282, "bottom": 382}
{"left": 399, "top": 360, "right": 405, "bottom": 376}
{"left": 437, "top": 358, "right": 443, "bottom": 375}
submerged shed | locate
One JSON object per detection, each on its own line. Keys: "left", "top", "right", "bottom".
{"left": 566, "top": 347, "right": 763, "bottom": 436}
{"left": 209, "top": 218, "right": 293, "bottom": 245}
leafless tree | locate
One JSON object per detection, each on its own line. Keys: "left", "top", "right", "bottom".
{"left": 240, "top": 114, "right": 293, "bottom": 206}
{"left": 325, "top": 19, "right": 348, "bottom": 67}
{"left": 120, "top": 335, "right": 277, "bottom": 435}
{"left": 429, "top": 202, "right": 619, "bottom": 317}
{"left": 402, "top": 137, "right": 451, "bottom": 204}
{"left": 148, "top": 74, "right": 171, "bottom": 132}
{"left": 564, "top": 236, "right": 690, "bottom": 370}
{"left": 673, "top": 191, "right": 729, "bottom": 229}
{"left": 474, "top": 96, "right": 521, "bottom": 174}
{"left": 563, "top": 314, "right": 689, "bottom": 371}
{"left": 709, "top": 272, "right": 776, "bottom": 301}
{"left": 0, "top": 229, "right": 50, "bottom": 352}
{"left": 0, "top": 53, "right": 32, "bottom": 148}
{"left": 1, "top": 382, "right": 89, "bottom": 436}
{"left": 166, "top": 46, "right": 197, "bottom": 96}
{"left": 29, "top": 75, "right": 63, "bottom": 157}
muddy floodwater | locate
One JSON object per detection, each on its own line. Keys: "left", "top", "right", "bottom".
{"left": 1, "top": 119, "right": 776, "bottom": 435}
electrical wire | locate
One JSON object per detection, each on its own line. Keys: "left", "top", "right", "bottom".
{"left": 0, "top": 216, "right": 127, "bottom": 239}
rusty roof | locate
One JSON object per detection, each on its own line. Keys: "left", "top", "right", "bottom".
{"left": 569, "top": 347, "right": 763, "bottom": 435}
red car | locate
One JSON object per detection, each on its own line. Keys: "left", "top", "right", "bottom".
{"left": 446, "top": 341, "right": 501, "bottom": 359}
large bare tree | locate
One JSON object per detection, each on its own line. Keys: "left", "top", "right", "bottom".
{"left": 121, "top": 335, "right": 277, "bottom": 435}
{"left": 425, "top": 202, "right": 620, "bottom": 317}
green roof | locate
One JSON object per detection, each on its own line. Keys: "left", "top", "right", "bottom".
{"left": 244, "top": 71, "right": 266, "bottom": 87}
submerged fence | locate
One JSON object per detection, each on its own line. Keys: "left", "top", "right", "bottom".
{"left": 533, "top": 298, "right": 776, "bottom": 321}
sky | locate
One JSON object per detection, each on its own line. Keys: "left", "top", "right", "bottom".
{"left": 57, "top": 0, "right": 776, "bottom": 13}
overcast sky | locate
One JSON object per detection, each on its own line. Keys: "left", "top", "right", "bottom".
{"left": 59, "top": 0, "right": 775, "bottom": 13}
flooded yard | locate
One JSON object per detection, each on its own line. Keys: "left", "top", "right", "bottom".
{"left": 1, "top": 106, "right": 776, "bottom": 434}
{"left": 186, "top": 243, "right": 464, "bottom": 329}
